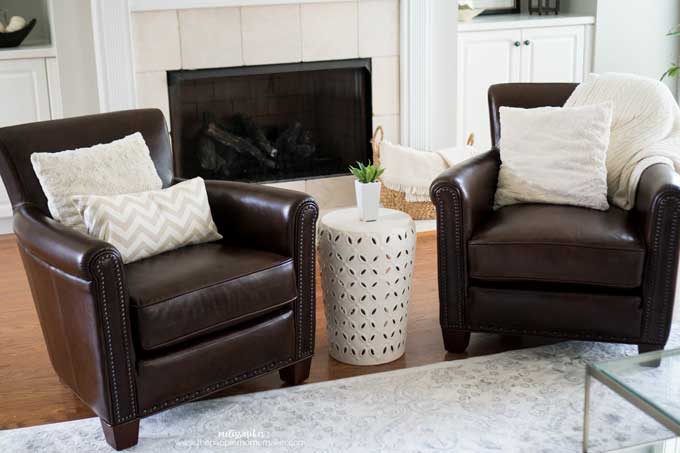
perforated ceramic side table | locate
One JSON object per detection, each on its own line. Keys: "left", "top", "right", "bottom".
{"left": 318, "top": 208, "right": 416, "bottom": 365}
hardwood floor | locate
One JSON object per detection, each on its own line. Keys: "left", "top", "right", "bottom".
{"left": 0, "top": 231, "right": 556, "bottom": 430}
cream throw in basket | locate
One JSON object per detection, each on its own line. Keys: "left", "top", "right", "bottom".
{"left": 372, "top": 127, "right": 479, "bottom": 220}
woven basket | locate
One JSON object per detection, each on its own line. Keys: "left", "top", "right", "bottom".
{"left": 371, "top": 126, "right": 436, "bottom": 220}
{"left": 371, "top": 127, "right": 476, "bottom": 220}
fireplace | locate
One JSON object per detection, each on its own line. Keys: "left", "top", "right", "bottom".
{"left": 168, "top": 59, "right": 372, "bottom": 184}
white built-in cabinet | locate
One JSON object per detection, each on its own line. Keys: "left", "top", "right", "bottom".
{"left": 0, "top": 59, "right": 52, "bottom": 127}
{"left": 0, "top": 58, "right": 50, "bottom": 227}
{"left": 0, "top": 0, "right": 60, "bottom": 233}
{"left": 0, "top": 53, "right": 61, "bottom": 233}
{"left": 457, "top": 15, "right": 595, "bottom": 150}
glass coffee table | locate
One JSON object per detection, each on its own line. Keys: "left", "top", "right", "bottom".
{"left": 584, "top": 349, "right": 680, "bottom": 452}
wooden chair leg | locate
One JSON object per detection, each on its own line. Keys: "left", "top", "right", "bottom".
{"left": 638, "top": 343, "right": 663, "bottom": 354}
{"left": 442, "top": 329, "right": 471, "bottom": 354}
{"left": 279, "top": 357, "right": 312, "bottom": 385}
{"left": 100, "top": 418, "right": 139, "bottom": 451}
{"left": 638, "top": 344, "right": 664, "bottom": 368}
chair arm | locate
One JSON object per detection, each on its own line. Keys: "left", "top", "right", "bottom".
{"left": 635, "top": 164, "right": 680, "bottom": 245}
{"left": 13, "top": 203, "right": 138, "bottom": 424}
{"left": 200, "top": 179, "right": 319, "bottom": 258}
{"left": 13, "top": 203, "right": 118, "bottom": 279}
{"left": 634, "top": 164, "right": 680, "bottom": 345}
{"left": 200, "top": 179, "right": 319, "bottom": 359}
{"left": 430, "top": 149, "right": 500, "bottom": 240}
{"left": 429, "top": 150, "right": 500, "bottom": 330}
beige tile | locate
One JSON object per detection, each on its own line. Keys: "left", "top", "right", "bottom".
{"left": 359, "top": 0, "right": 399, "bottom": 57}
{"left": 372, "top": 56, "right": 399, "bottom": 115}
{"left": 241, "top": 5, "right": 301, "bottom": 65}
{"left": 372, "top": 114, "right": 400, "bottom": 143}
{"left": 179, "top": 8, "right": 242, "bottom": 69}
{"left": 306, "top": 175, "right": 356, "bottom": 209}
{"left": 264, "top": 180, "right": 307, "bottom": 193}
{"left": 135, "top": 71, "right": 170, "bottom": 127}
{"left": 131, "top": 11, "right": 181, "bottom": 72}
{"left": 301, "top": 2, "right": 358, "bottom": 62}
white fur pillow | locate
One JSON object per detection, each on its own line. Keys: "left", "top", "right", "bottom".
{"left": 31, "top": 132, "right": 162, "bottom": 232}
{"left": 494, "top": 103, "right": 613, "bottom": 211}
{"left": 72, "top": 178, "right": 222, "bottom": 264}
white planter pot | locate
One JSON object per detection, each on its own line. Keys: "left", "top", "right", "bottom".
{"left": 354, "top": 180, "right": 381, "bottom": 222}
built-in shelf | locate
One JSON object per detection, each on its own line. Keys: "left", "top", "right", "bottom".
{"left": 458, "top": 13, "right": 595, "bottom": 32}
{"left": 0, "top": 43, "right": 56, "bottom": 60}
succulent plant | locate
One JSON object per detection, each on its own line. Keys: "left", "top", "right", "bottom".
{"left": 349, "top": 161, "right": 384, "bottom": 184}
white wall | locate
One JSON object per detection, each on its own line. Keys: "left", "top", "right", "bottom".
{"left": 52, "top": 0, "right": 100, "bottom": 117}
{"left": 401, "top": 0, "right": 458, "bottom": 151}
{"left": 594, "top": 0, "right": 680, "bottom": 95}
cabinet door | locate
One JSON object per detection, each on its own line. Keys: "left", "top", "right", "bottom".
{"left": 0, "top": 59, "right": 51, "bottom": 230}
{"left": 520, "top": 26, "right": 585, "bottom": 83}
{"left": 457, "top": 29, "right": 522, "bottom": 150}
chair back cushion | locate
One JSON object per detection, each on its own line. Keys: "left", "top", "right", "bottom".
{"left": 0, "top": 109, "right": 173, "bottom": 214}
{"left": 31, "top": 132, "right": 163, "bottom": 231}
{"left": 488, "top": 83, "right": 578, "bottom": 149}
{"left": 493, "top": 103, "right": 613, "bottom": 211}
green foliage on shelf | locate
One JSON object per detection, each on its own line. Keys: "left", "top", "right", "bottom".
{"left": 662, "top": 25, "right": 680, "bottom": 80}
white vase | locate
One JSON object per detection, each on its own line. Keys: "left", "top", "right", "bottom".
{"left": 354, "top": 180, "right": 381, "bottom": 222}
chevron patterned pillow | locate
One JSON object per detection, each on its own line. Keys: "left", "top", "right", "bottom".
{"left": 72, "top": 177, "right": 223, "bottom": 264}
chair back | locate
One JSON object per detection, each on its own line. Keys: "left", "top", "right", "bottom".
{"left": 0, "top": 109, "right": 173, "bottom": 214}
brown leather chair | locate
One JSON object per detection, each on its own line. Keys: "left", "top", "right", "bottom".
{"left": 0, "top": 109, "right": 319, "bottom": 450}
{"left": 430, "top": 83, "right": 680, "bottom": 355}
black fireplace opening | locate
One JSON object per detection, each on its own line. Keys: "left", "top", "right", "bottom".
{"left": 168, "top": 59, "right": 372, "bottom": 184}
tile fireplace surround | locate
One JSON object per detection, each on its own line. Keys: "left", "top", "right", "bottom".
{"left": 131, "top": 0, "right": 400, "bottom": 209}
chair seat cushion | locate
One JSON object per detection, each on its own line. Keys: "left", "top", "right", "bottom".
{"left": 126, "top": 242, "right": 297, "bottom": 351}
{"left": 468, "top": 204, "right": 646, "bottom": 288}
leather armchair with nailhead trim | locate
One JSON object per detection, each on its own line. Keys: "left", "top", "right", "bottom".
{"left": 0, "top": 109, "right": 318, "bottom": 450}
{"left": 430, "top": 83, "right": 680, "bottom": 355}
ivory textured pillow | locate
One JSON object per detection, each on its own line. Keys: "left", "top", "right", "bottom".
{"left": 31, "top": 132, "right": 162, "bottom": 232}
{"left": 494, "top": 103, "right": 613, "bottom": 211}
{"left": 72, "top": 177, "right": 222, "bottom": 264}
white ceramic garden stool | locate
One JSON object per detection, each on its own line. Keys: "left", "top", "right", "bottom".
{"left": 318, "top": 208, "right": 416, "bottom": 365}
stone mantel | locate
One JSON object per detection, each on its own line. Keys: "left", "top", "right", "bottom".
{"left": 130, "top": 0, "right": 351, "bottom": 12}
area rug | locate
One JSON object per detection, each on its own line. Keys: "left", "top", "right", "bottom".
{"left": 1, "top": 327, "right": 678, "bottom": 453}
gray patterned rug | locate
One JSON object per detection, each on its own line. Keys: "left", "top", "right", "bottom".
{"left": 1, "top": 327, "right": 678, "bottom": 453}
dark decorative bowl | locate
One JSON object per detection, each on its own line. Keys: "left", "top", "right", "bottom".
{"left": 0, "top": 18, "right": 36, "bottom": 48}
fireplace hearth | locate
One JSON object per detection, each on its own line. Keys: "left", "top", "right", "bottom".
{"left": 168, "top": 59, "right": 372, "bottom": 184}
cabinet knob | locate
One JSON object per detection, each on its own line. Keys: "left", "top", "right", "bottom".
{"left": 524, "top": 40, "right": 531, "bottom": 46}
{"left": 514, "top": 41, "right": 521, "bottom": 47}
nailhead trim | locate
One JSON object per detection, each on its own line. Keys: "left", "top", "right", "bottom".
{"left": 140, "top": 356, "right": 297, "bottom": 416}
{"left": 295, "top": 201, "right": 318, "bottom": 358}
{"left": 93, "top": 251, "right": 137, "bottom": 423}
{"left": 432, "top": 185, "right": 465, "bottom": 328}
{"left": 642, "top": 194, "right": 680, "bottom": 344}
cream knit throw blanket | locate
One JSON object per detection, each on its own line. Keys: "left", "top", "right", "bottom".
{"left": 379, "top": 142, "right": 478, "bottom": 202}
{"left": 565, "top": 73, "right": 680, "bottom": 210}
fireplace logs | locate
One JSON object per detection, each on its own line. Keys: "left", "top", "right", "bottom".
{"left": 169, "top": 60, "right": 372, "bottom": 183}
{"left": 196, "top": 112, "right": 331, "bottom": 181}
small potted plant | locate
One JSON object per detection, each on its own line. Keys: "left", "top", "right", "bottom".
{"left": 349, "top": 161, "right": 384, "bottom": 222}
